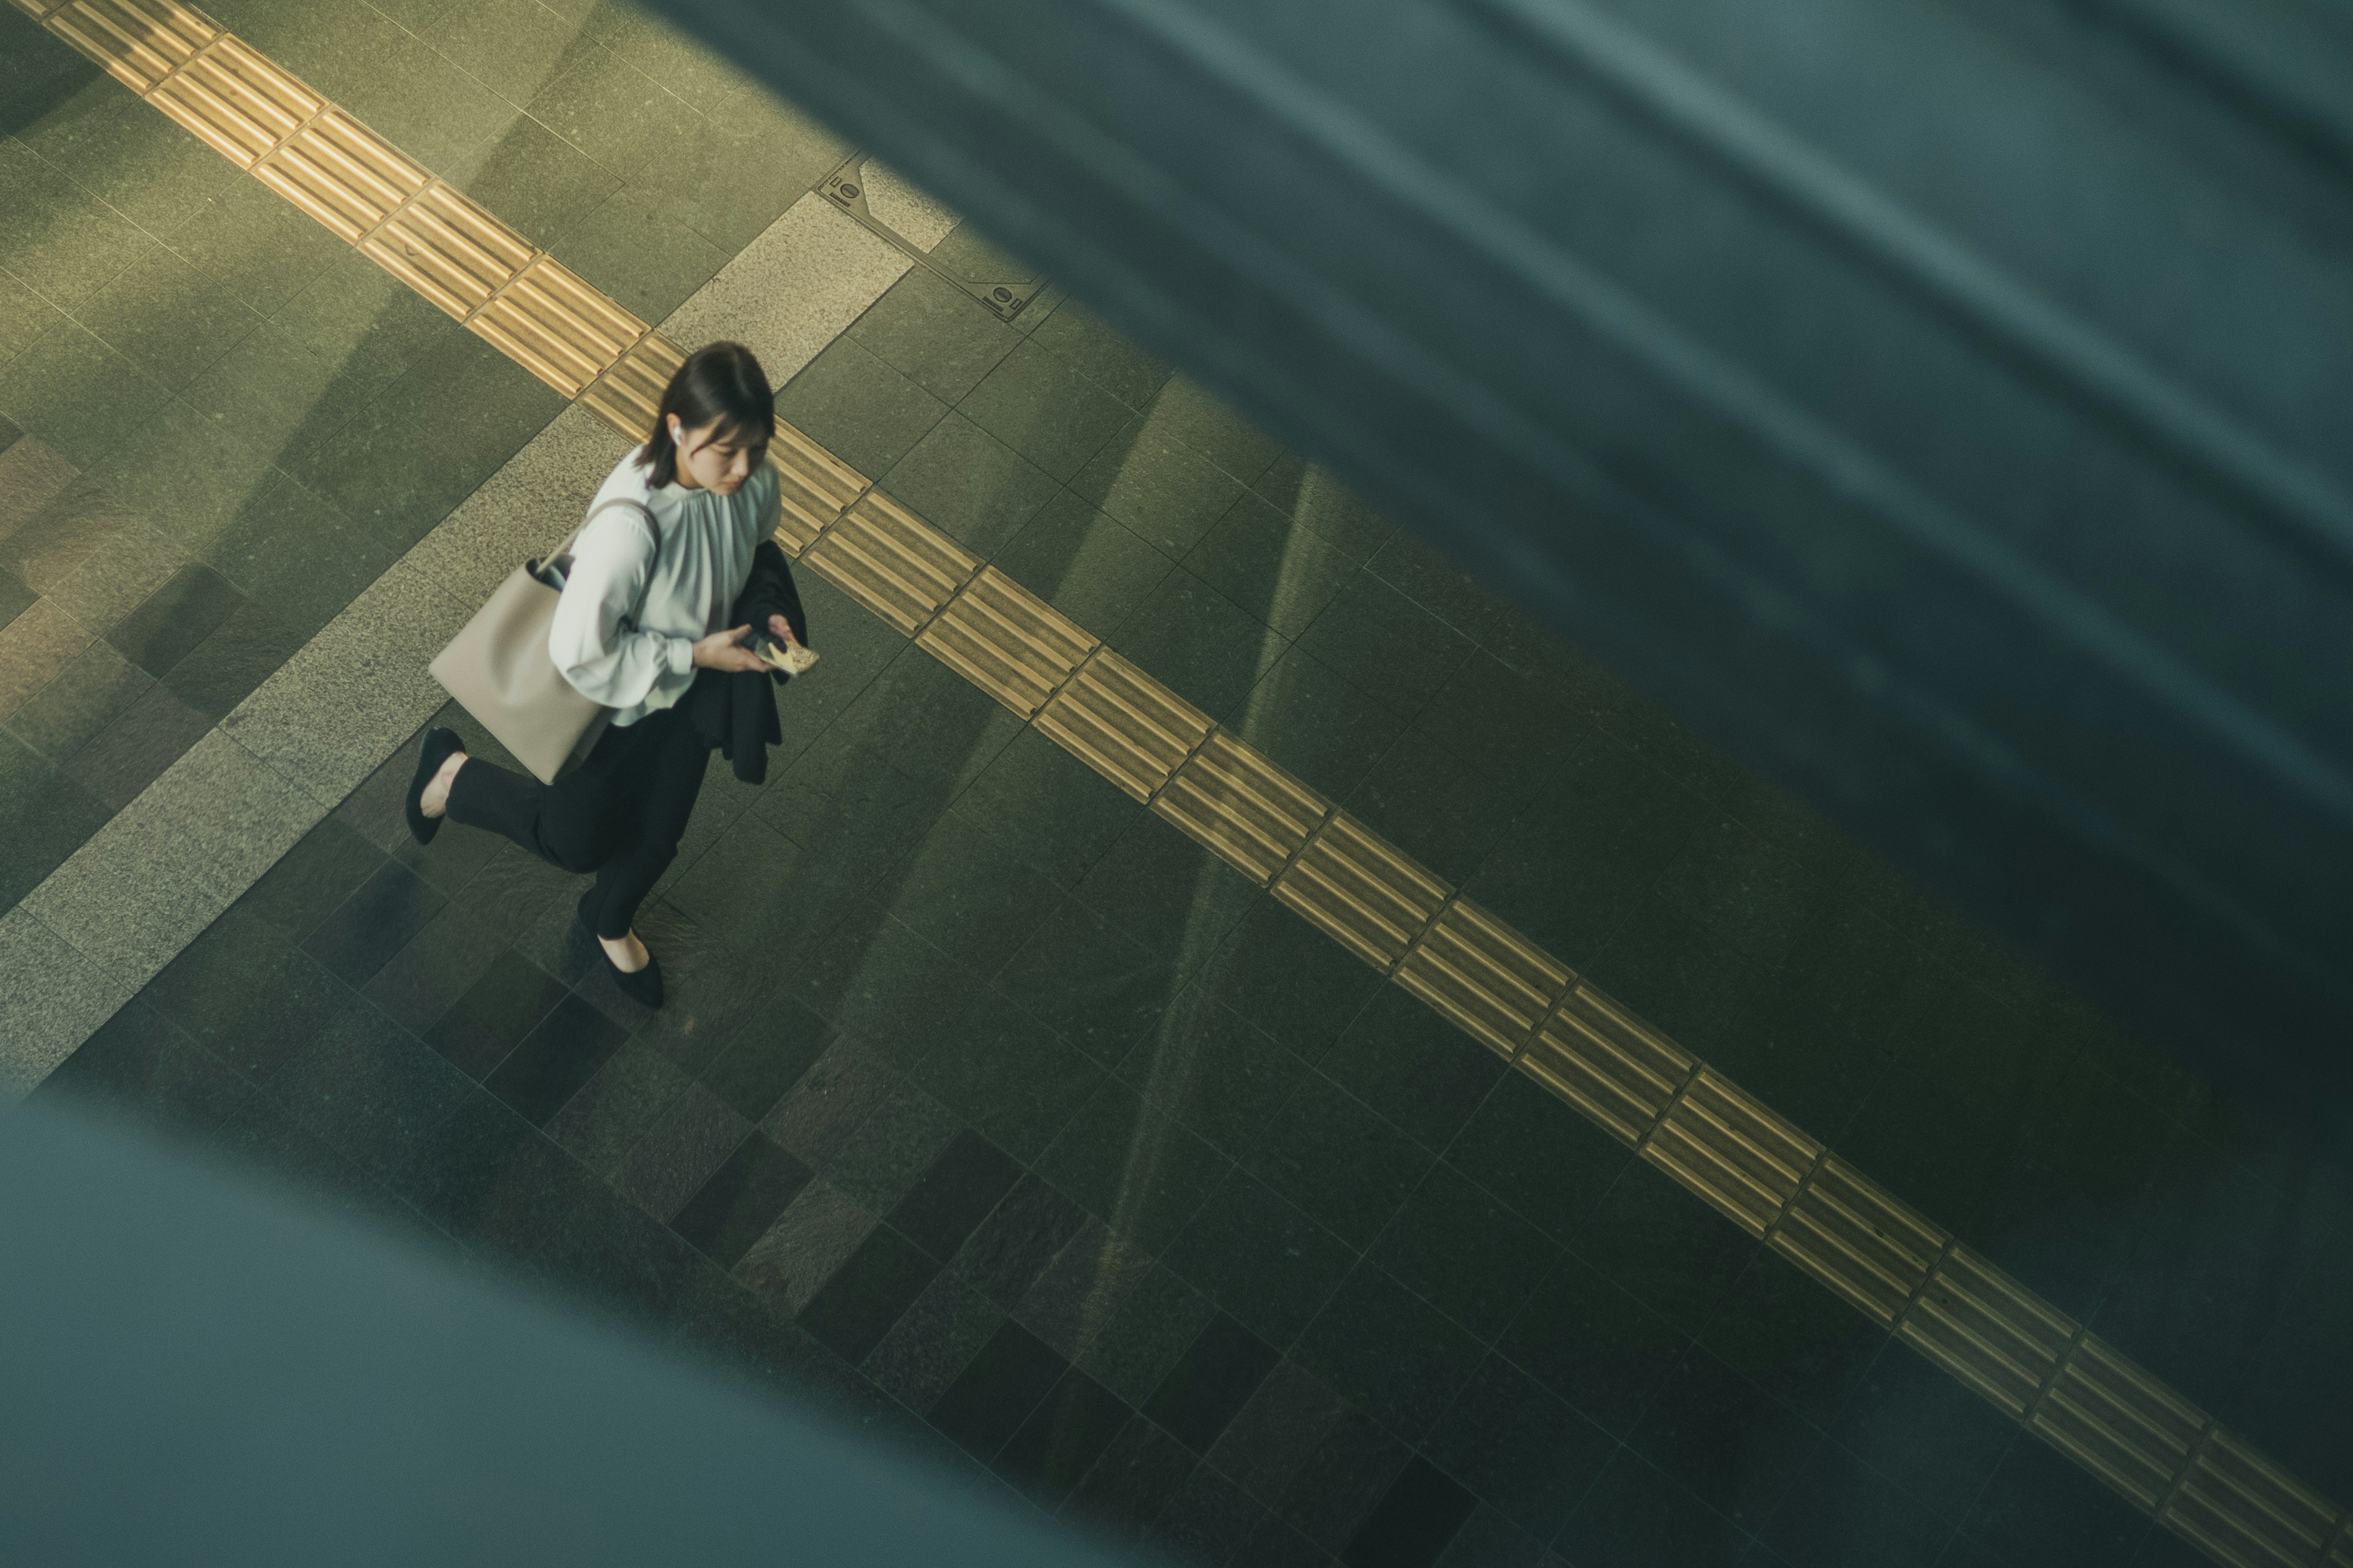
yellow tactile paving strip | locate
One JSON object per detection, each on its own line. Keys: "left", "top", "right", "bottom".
{"left": 15, "top": 1, "right": 2344, "bottom": 1559}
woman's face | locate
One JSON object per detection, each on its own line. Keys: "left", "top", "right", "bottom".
{"left": 670, "top": 417, "right": 767, "bottom": 494}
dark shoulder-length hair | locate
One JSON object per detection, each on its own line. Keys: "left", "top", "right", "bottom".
{"left": 638, "top": 341, "right": 774, "bottom": 488}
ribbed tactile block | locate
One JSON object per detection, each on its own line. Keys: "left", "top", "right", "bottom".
{"left": 469, "top": 255, "right": 646, "bottom": 399}
{"left": 1642, "top": 1068, "right": 1821, "bottom": 1236}
{"left": 254, "top": 107, "right": 426, "bottom": 243}
{"left": 578, "top": 332, "right": 683, "bottom": 443}
{"left": 917, "top": 567, "right": 1095, "bottom": 719}
{"left": 1521, "top": 983, "right": 1692, "bottom": 1145}
{"left": 1768, "top": 1156, "right": 1945, "bottom": 1327}
{"left": 1273, "top": 814, "right": 1449, "bottom": 971}
{"left": 1034, "top": 647, "right": 1211, "bottom": 802}
{"left": 769, "top": 418, "right": 866, "bottom": 554}
{"left": 801, "top": 493, "right": 977, "bottom": 637}
{"left": 10, "top": 0, "right": 66, "bottom": 21}
{"left": 1897, "top": 1245, "right": 2075, "bottom": 1418}
{"left": 1153, "top": 732, "right": 1327, "bottom": 885}
{"left": 2031, "top": 1337, "right": 2207, "bottom": 1511}
{"left": 49, "top": 0, "right": 211, "bottom": 91}
{"left": 2161, "top": 1431, "right": 2343, "bottom": 1568}
{"left": 362, "top": 181, "right": 531, "bottom": 320}
{"left": 1395, "top": 899, "right": 1569, "bottom": 1059}
{"left": 146, "top": 32, "right": 318, "bottom": 169}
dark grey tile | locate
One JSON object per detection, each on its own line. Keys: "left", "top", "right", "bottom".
{"left": 795, "top": 1221, "right": 944, "bottom": 1366}
{"left": 238, "top": 817, "right": 385, "bottom": 946}
{"left": 990, "top": 898, "right": 1180, "bottom": 1069}
{"left": 1826, "top": 1339, "right": 2020, "bottom": 1529}
{"left": 103, "top": 559, "right": 243, "bottom": 678}
{"left": 1187, "top": 896, "right": 1386, "bottom": 1067}
{"left": 142, "top": 918, "right": 347, "bottom": 1080}
{"left": 1279, "top": 1411, "right": 1413, "bottom": 1555}
{"left": 1573, "top": 1159, "right": 1760, "bottom": 1335}
{"left": 1423, "top": 1354, "right": 1614, "bottom": 1543}
{"left": 1074, "top": 809, "right": 1262, "bottom": 974}
{"left": 0, "top": 733, "right": 109, "bottom": 904}
{"left": 1342, "top": 1458, "right": 1478, "bottom": 1568}
{"left": 953, "top": 725, "right": 1138, "bottom": 888}
{"left": 1700, "top": 1248, "right": 1887, "bottom": 1428}
{"left": 33, "top": 998, "right": 242, "bottom": 1142}
{"left": 161, "top": 598, "right": 301, "bottom": 721}
{"left": 1061, "top": 1413, "right": 1198, "bottom": 1545}
{"left": 1072, "top": 1256, "right": 1223, "bottom": 1411}
{"left": 1317, "top": 986, "right": 1506, "bottom": 1156}
{"left": 66, "top": 678, "right": 213, "bottom": 811}
{"left": 760, "top": 1038, "right": 901, "bottom": 1172}
{"left": 1553, "top": 1449, "right": 1752, "bottom": 1568}
{"left": 696, "top": 998, "right": 836, "bottom": 1123}
{"left": 1760, "top": 1441, "right": 1953, "bottom": 1568}
{"left": 820, "top": 1077, "right": 964, "bottom": 1213}
{"left": 421, "top": 947, "right": 566, "bottom": 1080}
{"left": 1431, "top": 1504, "right": 1547, "bottom": 1568}
{"left": 1152, "top": 1463, "right": 1271, "bottom": 1566}
{"left": 909, "top": 987, "right": 1103, "bottom": 1162}
{"left": 1107, "top": 566, "right": 1285, "bottom": 722}
{"left": 735, "top": 1179, "right": 881, "bottom": 1317}
{"left": 888, "top": 1127, "right": 1025, "bottom": 1264}
{"left": 545, "top": 1040, "right": 693, "bottom": 1177}
{"left": 786, "top": 909, "right": 990, "bottom": 1072}
{"left": 885, "top": 810, "right": 1068, "bottom": 974}
{"left": 1292, "top": 1262, "right": 1484, "bottom": 1446}
{"left": 303, "top": 861, "right": 447, "bottom": 988}
{"left": 1963, "top": 1433, "right": 2151, "bottom": 1568}
{"left": 1035, "top": 1077, "right": 1232, "bottom": 1254}
{"left": 1251, "top": 1074, "right": 1430, "bottom": 1252}
{"left": 614, "top": 1083, "right": 756, "bottom": 1224}
{"left": 383, "top": 1085, "right": 596, "bottom": 1253}
{"left": 1236, "top": 1514, "right": 1342, "bottom": 1568}
{"left": 1144, "top": 1312, "right": 1281, "bottom": 1456}
{"left": 1443, "top": 1071, "right": 1632, "bottom": 1249}
{"left": 879, "top": 409, "right": 1056, "bottom": 554}
{"left": 927, "top": 1318, "right": 1069, "bottom": 1461}
{"left": 1072, "top": 415, "right": 1243, "bottom": 556}
{"left": 4, "top": 636, "right": 150, "bottom": 763}
{"left": 1116, "top": 980, "right": 1311, "bottom": 1160}
{"left": 959, "top": 335, "right": 1133, "bottom": 483}
{"left": 1207, "top": 1358, "right": 1352, "bottom": 1510}
{"left": 362, "top": 904, "right": 507, "bottom": 1036}
{"left": 1501, "top": 1251, "right": 1688, "bottom": 1439}
{"left": 265, "top": 991, "right": 472, "bottom": 1178}
{"left": 952, "top": 1173, "right": 1092, "bottom": 1308}
{"left": 862, "top": 1268, "right": 1004, "bottom": 1414}
{"left": 483, "top": 990, "right": 629, "bottom": 1126}
{"left": 993, "top": 487, "right": 1177, "bottom": 631}
{"left": 529, "top": 1179, "right": 710, "bottom": 1331}
{"left": 1164, "top": 1167, "right": 1357, "bottom": 1352}
{"left": 1629, "top": 1350, "right": 1819, "bottom": 1531}
{"left": 1373, "top": 1162, "right": 1561, "bottom": 1345}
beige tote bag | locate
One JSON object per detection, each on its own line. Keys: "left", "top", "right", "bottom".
{"left": 429, "top": 498, "right": 659, "bottom": 784}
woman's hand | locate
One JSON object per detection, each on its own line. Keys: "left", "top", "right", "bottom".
{"left": 691, "top": 625, "right": 767, "bottom": 673}
{"left": 767, "top": 613, "right": 803, "bottom": 648}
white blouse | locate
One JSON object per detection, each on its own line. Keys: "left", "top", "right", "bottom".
{"left": 548, "top": 447, "right": 780, "bottom": 728}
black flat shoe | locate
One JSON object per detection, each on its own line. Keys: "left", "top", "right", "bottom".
{"left": 404, "top": 727, "right": 464, "bottom": 845}
{"left": 578, "top": 889, "right": 664, "bottom": 1007}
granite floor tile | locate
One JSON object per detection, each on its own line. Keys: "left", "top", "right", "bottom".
{"left": 928, "top": 1318, "right": 1070, "bottom": 1461}
{"left": 909, "top": 987, "right": 1104, "bottom": 1164}
{"left": 1342, "top": 1456, "right": 1478, "bottom": 1568}
{"left": 0, "top": 906, "right": 137, "bottom": 1100}
{"left": 4, "top": 638, "right": 150, "bottom": 763}
{"left": 1164, "top": 1167, "right": 1357, "bottom": 1352}
{"left": 545, "top": 1039, "right": 694, "bottom": 1177}
{"left": 992, "top": 488, "right": 1177, "bottom": 631}
{"left": 68, "top": 680, "right": 214, "bottom": 812}
{"left": 1825, "top": 1340, "right": 2019, "bottom": 1528}
{"left": 1430, "top": 1504, "right": 1546, "bottom": 1568}
{"left": 996, "top": 1365, "right": 1137, "bottom": 1510}
{"left": 1759, "top": 1440, "right": 1953, "bottom": 1568}
{"left": 263, "top": 987, "right": 472, "bottom": 1178}
{"left": 1423, "top": 1353, "right": 1614, "bottom": 1543}
{"left": 1315, "top": 987, "right": 1504, "bottom": 1157}
{"left": 303, "top": 861, "right": 447, "bottom": 988}
{"left": 1371, "top": 1162, "right": 1561, "bottom": 1346}
{"left": 952, "top": 725, "right": 1139, "bottom": 890}
{"left": 1184, "top": 896, "right": 1387, "bottom": 1069}
{"left": 1187, "top": 495, "right": 1361, "bottom": 643}
{"left": 696, "top": 998, "right": 836, "bottom": 1123}
{"left": 820, "top": 1076, "right": 965, "bottom": 1213}
{"left": 41, "top": 514, "right": 184, "bottom": 641}
{"left": 952, "top": 1173, "right": 1093, "bottom": 1309}
{"left": 849, "top": 265, "right": 1023, "bottom": 405}
{"left": 664, "top": 196, "right": 909, "bottom": 385}
{"left": 1143, "top": 1312, "right": 1281, "bottom": 1456}
{"left": 1072, "top": 809, "right": 1263, "bottom": 978}
{"left": 668, "top": 1130, "right": 815, "bottom": 1268}
{"left": 1962, "top": 1432, "right": 2153, "bottom": 1568}
{"left": 1552, "top": 1449, "right": 1752, "bottom": 1568}
{"left": 736, "top": 1176, "right": 878, "bottom": 1316}
{"left": 483, "top": 990, "right": 629, "bottom": 1126}
{"left": 1278, "top": 1410, "right": 1414, "bottom": 1555}
{"left": 794, "top": 1219, "right": 941, "bottom": 1364}
{"left": 1250, "top": 1073, "right": 1430, "bottom": 1253}
{"left": 1061, "top": 1414, "right": 1198, "bottom": 1546}
{"left": 529, "top": 1178, "right": 711, "bottom": 1331}
{"left": 995, "top": 898, "right": 1182, "bottom": 1069}
{"left": 1073, "top": 415, "right": 1245, "bottom": 557}
{"left": 1108, "top": 565, "right": 1286, "bottom": 722}
{"left": 960, "top": 335, "right": 1134, "bottom": 483}
{"left": 1292, "top": 1263, "right": 1482, "bottom": 1447}
{"left": 1034, "top": 1078, "right": 1233, "bottom": 1254}
{"left": 1699, "top": 1248, "right": 1887, "bottom": 1428}
{"left": 1226, "top": 645, "right": 1409, "bottom": 804}
{"left": 1629, "top": 1349, "right": 1819, "bottom": 1531}
{"left": 1572, "top": 1159, "right": 1760, "bottom": 1336}
{"left": 0, "top": 599, "right": 93, "bottom": 721}
{"left": 861, "top": 1266, "right": 1003, "bottom": 1412}
{"left": 0, "top": 732, "right": 110, "bottom": 907}
{"left": 1500, "top": 1249, "right": 1688, "bottom": 1439}
{"left": 1206, "top": 1358, "right": 1352, "bottom": 1510}
{"left": 1153, "top": 1463, "right": 1271, "bottom": 1565}
{"left": 363, "top": 903, "right": 509, "bottom": 1036}
{"left": 881, "top": 810, "right": 1069, "bottom": 974}
{"left": 1118, "top": 982, "right": 1311, "bottom": 1161}
{"left": 1026, "top": 299, "right": 1171, "bottom": 413}
{"left": 0, "top": 139, "right": 145, "bottom": 311}
{"left": 879, "top": 409, "right": 1056, "bottom": 554}
{"left": 613, "top": 1081, "right": 754, "bottom": 1222}
{"left": 1066, "top": 1254, "right": 1222, "bottom": 1411}
{"left": 887, "top": 1127, "right": 1025, "bottom": 1264}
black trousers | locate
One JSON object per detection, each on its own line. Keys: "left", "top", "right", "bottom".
{"left": 444, "top": 691, "right": 712, "bottom": 941}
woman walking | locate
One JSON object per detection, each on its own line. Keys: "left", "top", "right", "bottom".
{"left": 403, "top": 341, "right": 805, "bottom": 1007}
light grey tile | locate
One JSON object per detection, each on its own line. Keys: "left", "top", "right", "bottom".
{"left": 0, "top": 600, "right": 96, "bottom": 722}
{"left": 0, "top": 907, "right": 137, "bottom": 1102}
{"left": 23, "top": 729, "right": 323, "bottom": 978}
{"left": 221, "top": 555, "right": 471, "bottom": 811}
{"left": 659, "top": 196, "right": 911, "bottom": 388}
{"left": 42, "top": 515, "right": 186, "bottom": 637}
{"left": 613, "top": 1081, "right": 752, "bottom": 1221}
{"left": 0, "top": 437, "right": 79, "bottom": 543}
{"left": 403, "top": 404, "right": 623, "bottom": 607}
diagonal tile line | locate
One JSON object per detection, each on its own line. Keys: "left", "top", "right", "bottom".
{"left": 17, "top": 2, "right": 2346, "bottom": 1559}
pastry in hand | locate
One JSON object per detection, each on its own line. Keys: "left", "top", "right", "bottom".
{"left": 751, "top": 632, "right": 819, "bottom": 676}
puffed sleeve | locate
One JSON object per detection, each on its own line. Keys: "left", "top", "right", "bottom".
{"left": 548, "top": 506, "right": 691, "bottom": 708}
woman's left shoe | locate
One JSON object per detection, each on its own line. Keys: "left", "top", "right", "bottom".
{"left": 404, "top": 727, "right": 464, "bottom": 845}
{"left": 578, "top": 888, "right": 664, "bottom": 1007}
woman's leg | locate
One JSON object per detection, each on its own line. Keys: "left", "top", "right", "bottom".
{"left": 583, "top": 711, "right": 711, "bottom": 941}
{"left": 439, "top": 748, "right": 623, "bottom": 874}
